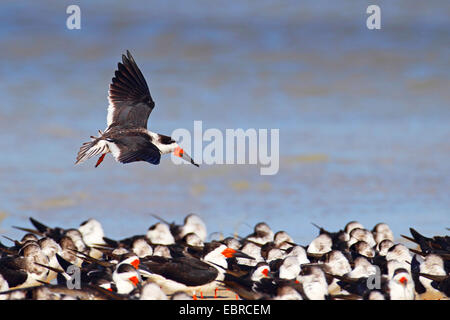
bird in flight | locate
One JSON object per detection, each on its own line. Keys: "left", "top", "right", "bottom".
{"left": 75, "top": 50, "right": 199, "bottom": 168}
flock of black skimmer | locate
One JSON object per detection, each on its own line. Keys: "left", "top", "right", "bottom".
{"left": 2, "top": 51, "right": 447, "bottom": 300}
{"left": 0, "top": 215, "right": 448, "bottom": 300}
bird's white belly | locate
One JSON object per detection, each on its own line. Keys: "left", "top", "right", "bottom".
{"left": 107, "top": 141, "right": 121, "bottom": 160}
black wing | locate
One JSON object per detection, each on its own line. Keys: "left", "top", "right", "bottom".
{"left": 0, "top": 257, "right": 29, "bottom": 287}
{"left": 107, "top": 50, "right": 155, "bottom": 129}
{"left": 109, "top": 133, "right": 161, "bottom": 165}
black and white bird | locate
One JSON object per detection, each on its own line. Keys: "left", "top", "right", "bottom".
{"left": 75, "top": 50, "right": 199, "bottom": 168}
{"left": 0, "top": 242, "right": 50, "bottom": 289}
{"left": 138, "top": 242, "right": 254, "bottom": 296}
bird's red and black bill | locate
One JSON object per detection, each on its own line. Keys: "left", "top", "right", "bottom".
{"left": 174, "top": 147, "right": 199, "bottom": 167}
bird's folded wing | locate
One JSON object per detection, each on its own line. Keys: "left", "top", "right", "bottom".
{"left": 109, "top": 134, "right": 161, "bottom": 165}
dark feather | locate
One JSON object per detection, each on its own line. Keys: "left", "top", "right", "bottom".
{"left": 141, "top": 256, "right": 218, "bottom": 287}
{"left": 112, "top": 132, "right": 161, "bottom": 165}
{"left": 0, "top": 257, "right": 29, "bottom": 287}
{"left": 108, "top": 51, "right": 155, "bottom": 129}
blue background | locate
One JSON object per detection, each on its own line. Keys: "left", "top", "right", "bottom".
{"left": 0, "top": 1, "right": 449, "bottom": 243}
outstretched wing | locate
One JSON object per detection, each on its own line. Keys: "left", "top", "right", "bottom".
{"left": 107, "top": 50, "right": 155, "bottom": 129}
{"left": 108, "top": 133, "right": 161, "bottom": 165}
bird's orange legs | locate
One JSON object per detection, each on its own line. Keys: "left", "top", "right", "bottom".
{"left": 95, "top": 154, "right": 106, "bottom": 168}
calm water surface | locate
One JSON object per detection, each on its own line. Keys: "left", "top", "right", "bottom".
{"left": 0, "top": 1, "right": 449, "bottom": 244}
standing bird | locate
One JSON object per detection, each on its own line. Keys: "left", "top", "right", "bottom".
{"left": 75, "top": 50, "right": 199, "bottom": 168}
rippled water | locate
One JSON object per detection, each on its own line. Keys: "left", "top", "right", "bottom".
{"left": 0, "top": 1, "right": 449, "bottom": 244}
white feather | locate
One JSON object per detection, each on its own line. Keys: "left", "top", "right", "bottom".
{"left": 106, "top": 96, "right": 115, "bottom": 127}
{"left": 77, "top": 140, "right": 109, "bottom": 164}
{"left": 147, "top": 131, "right": 177, "bottom": 155}
{"left": 107, "top": 141, "right": 121, "bottom": 160}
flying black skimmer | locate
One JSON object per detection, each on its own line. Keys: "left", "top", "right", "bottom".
{"left": 75, "top": 50, "right": 199, "bottom": 168}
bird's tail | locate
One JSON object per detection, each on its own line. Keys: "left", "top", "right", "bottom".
{"left": 75, "top": 133, "right": 109, "bottom": 165}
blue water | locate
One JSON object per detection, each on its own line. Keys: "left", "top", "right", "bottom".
{"left": 0, "top": 1, "right": 449, "bottom": 244}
